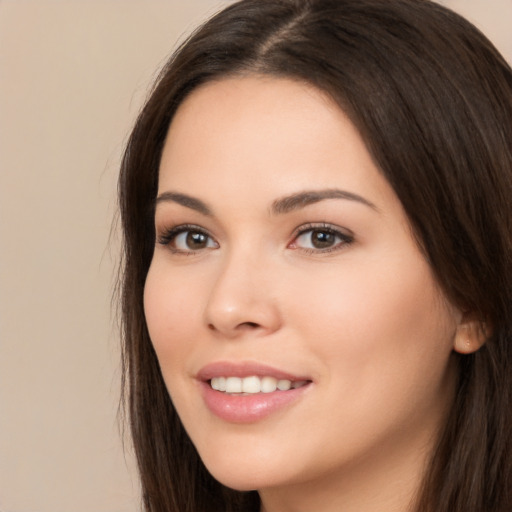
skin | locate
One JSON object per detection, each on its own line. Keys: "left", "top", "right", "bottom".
{"left": 144, "top": 76, "right": 466, "bottom": 512}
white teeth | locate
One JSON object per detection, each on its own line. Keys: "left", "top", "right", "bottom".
{"left": 261, "top": 376, "right": 277, "bottom": 393}
{"left": 242, "top": 376, "right": 261, "bottom": 393}
{"left": 211, "top": 376, "right": 226, "bottom": 391}
{"left": 225, "top": 376, "right": 243, "bottom": 393}
{"left": 210, "top": 376, "right": 306, "bottom": 394}
{"left": 277, "top": 379, "right": 291, "bottom": 391}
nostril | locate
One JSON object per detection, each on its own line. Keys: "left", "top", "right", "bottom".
{"left": 207, "top": 321, "right": 260, "bottom": 334}
{"left": 240, "top": 321, "right": 260, "bottom": 329}
{"left": 207, "top": 321, "right": 262, "bottom": 335}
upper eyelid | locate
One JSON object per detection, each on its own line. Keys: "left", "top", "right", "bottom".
{"left": 156, "top": 223, "right": 212, "bottom": 235}
{"left": 157, "top": 224, "right": 216, "bottom": 244}
{"left": 155, "top": 217, "right": 217, "bottom": 234}
{"left": 291, "top": 222, "right": 354, "bottom": 238}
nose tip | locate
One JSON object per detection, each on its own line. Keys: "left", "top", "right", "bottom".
{"left": 204, "top": 264, "right": 282, "bottom": 339}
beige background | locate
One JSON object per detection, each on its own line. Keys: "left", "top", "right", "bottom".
{"left": 0, "top": 1, "right": 510, "bottom": 511}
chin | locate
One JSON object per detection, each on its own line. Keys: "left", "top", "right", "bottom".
{"left": 197, "top": 441, "right": 296, "bottom": 492}
{"left": 202, "top": 460, "right": 267, "bottom": 491}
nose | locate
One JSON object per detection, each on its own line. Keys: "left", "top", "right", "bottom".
{"left": 204, "top": 250, "right": 282, "bottom": 339}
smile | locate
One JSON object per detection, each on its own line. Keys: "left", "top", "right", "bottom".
{"left": 210, "top": 376, "right": 309, "bottom": 394}
{"left": 198, "top": 362, "right": 312, "bottom": 423}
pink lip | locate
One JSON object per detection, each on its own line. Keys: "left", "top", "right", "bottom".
{"left": 197, "top": 361, "right": 312, "bottom": 424}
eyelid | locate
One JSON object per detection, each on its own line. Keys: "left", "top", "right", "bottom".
{"left": 157, "top": 223, "right": 218, "bottom": 253}
{"left": 290, "top": 222, "right": 354, "bottom": 239}
{"left": 288, "top": 222, "right": 354, "bottom": 253}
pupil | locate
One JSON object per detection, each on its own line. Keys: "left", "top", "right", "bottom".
{"left": 312, "top": 230, "right": 334, "bottom": 249}
{"left": 187, "top": 231, "right": 207, "bottom": 248}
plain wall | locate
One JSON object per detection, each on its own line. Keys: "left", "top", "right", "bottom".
{"left": 0, "top": 1, "right": 510, "bottom": 511}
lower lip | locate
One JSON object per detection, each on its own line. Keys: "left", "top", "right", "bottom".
{"left": 200, "top": 381, "right": 310, "bottom": 423}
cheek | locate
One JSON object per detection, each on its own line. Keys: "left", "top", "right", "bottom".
{"left": 143, "top": 261, "right": 203, "bottom": 363}
{"left": 280, "top": 253, "right": 458, "bottom": 464}
{"left": 288, "top": 251, "right": 457, "bottom": 386}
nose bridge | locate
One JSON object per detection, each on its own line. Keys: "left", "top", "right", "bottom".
{"left": 204, "top": 243, "right": 281, "bottom": 337}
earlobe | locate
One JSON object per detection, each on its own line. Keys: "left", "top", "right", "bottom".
{"left": 453, "top": 314, "right": 490, "bottom": 354}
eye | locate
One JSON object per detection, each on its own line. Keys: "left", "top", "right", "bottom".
{"left": 174, "top": 230, "right": 216, "bottom": 251}
{"left": 158, "top": 225, "right": 218, "bottom": 253}
{"left": 290, "top": 225, "right": 353, "bottom": 253}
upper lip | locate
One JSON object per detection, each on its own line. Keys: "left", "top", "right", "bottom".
{"left": 197, "top": 361, "right": 311, "bottom": 382}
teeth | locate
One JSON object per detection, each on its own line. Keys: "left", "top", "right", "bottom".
{"left": 261, "top": 376, "right": 277, "bottom": 393}
{"left": 277, "top": 379, "right": 291, "bottom": 391}
{"left": 242, "top": 376, "right": 261, "bottom": 393}
{"left": 210, "top": 376, "right": 307, "bottom": 394}
{"left": 211, "top": 376, "right": 226, "bottom": 391}
{"left": 225, "top": 377, "right": 243, "bottom": 393}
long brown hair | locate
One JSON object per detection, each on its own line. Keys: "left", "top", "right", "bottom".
{"left": 118, "top": 1, "right": 512, "bottom": 510}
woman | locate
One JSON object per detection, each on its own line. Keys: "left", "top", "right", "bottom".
{"left": 118, "top": 0, "right": 512, "bottom": 510}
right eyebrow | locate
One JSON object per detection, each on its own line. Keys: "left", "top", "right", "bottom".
{"left": 270, "top": 188, "right": 378, "bottom": 215}
{"left": 155, "top": 191, "right": 213, "bottom": 216}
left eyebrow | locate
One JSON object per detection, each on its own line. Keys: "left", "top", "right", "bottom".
{"left": 155, "top": 191, "right": 213, "bottom": 216}
{"left": 271, "top": 188, "right": 379, "bottom": 215}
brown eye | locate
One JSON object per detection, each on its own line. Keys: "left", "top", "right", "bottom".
{"left": 185, "top": 231, "right": 210, "bottom": 249}
{"left": 293, "top": 227, "right": 353, "bottom": 252}
{"left": 310, "top": 230, "right": 336, "bottom": 249}
{"left": 163, "top": 228, "right": 218, "bottom": 252}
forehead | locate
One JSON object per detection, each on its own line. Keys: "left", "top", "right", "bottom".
{"left": 158, "top": 75, "right": 398, "bottom": 217}
{"left": 162, "top": 76, "right": 341, "bottom": 166}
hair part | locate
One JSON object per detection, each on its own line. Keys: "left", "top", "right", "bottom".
{"left": 118, "top": 1, "right": 512, "bottom": 510}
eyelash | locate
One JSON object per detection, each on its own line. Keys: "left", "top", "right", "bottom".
{"left": 157, "top": 223, "right": 354, "bottom": 255}
{"left": 157, "top": 224, "right": 217, "bottom": 255}
{"left": 290, "top": 223, "right": 354, "bottom": 254}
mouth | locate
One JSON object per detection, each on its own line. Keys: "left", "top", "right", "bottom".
{"left": 197, "top": 362, "right": 312, "bottom": 423}
{"left": 209, "top": 375, "right": 310, "bottom": 394}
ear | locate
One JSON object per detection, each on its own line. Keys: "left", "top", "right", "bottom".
{"left": 453, "top": 313, "right": 490, "bottom": 354}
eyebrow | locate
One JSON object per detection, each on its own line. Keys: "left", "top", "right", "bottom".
{"left": 155, "top": 188, "right": 378, "bottom": 216}
{"left": 271, "top": 189, "right": 378, "bottom": 214}
{"left": 155, "top": 191, "right": 212, "bottom": 216}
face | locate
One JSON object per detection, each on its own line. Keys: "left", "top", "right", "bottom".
{"left": 144, "top": 76, "right": 460, "bottom": 501}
